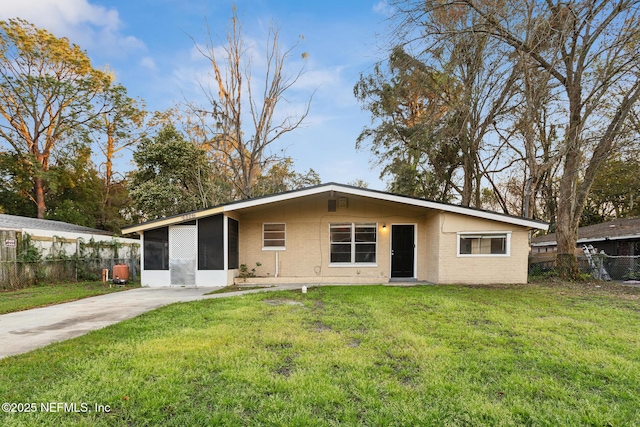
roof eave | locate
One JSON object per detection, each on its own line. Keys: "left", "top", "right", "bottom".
{"left": 123, "top": 183, "right": 548, "bottom": 233}
{"left": 532, "top": 233, "right": 640, "bottom": 246}
{"left": 122, "top": 207, "right": 224, "bottom": 234}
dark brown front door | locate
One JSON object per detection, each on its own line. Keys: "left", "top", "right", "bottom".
{"left": 391, "top": 225, "right": 415, "bottom": 278}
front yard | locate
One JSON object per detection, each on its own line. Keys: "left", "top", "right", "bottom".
{"left": 1, "top": 282, "right": 639, "bottom": 426}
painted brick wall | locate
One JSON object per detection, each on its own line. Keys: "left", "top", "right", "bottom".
{"left": 422, "top": 213, "right": 441, "bottom": 283}
{"left": 436, "top": 213, "right": 530, "bottom": 284}
{"left": 236, "top": 193, "right": 531, "bottom": 284}
{"left": 238, "top": 193, "right": 432, "bottom": 281}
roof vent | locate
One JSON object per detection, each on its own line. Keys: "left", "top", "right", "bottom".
{"left": 328, "top": 199, "right": 337, "bottom": 212}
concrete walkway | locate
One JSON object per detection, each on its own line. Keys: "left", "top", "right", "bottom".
{"left": 0, "top": 285, "right": 301, "bottom": 359}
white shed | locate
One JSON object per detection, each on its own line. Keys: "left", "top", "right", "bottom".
{"left": 0, "top": 214, "right": 139, "bottom": 259}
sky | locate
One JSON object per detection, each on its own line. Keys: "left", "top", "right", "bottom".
{"left": 1, "top": 0, "right": 395, "bottom": 190}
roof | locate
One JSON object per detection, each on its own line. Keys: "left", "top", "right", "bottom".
{"left": 531, "top": 217, "right": 640, "bottom": 246}
{"left": 0, "top": 214, "right": 113, "bottom": 236}
{"left": 122, "top": 182, "right": 549, "bottom": 234}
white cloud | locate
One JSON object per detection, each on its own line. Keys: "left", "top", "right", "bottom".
{"left": 372, "top": 0, "right": 393, "bottom": 16}
{"left": 293, "top": 69, "right": 337, "bottom": 91}
{"left": 189, "top": 43, "right": 210, "bottom": 62}
{"left": 0, "top": 0, "right": 145, "bottom": 58}
{"left": 139, "top": 57, "right": 157, "bottom": 72}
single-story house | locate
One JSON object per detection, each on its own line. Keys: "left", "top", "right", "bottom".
{"left": 531, "top": 217, "right": 640, "bottom": 256}
{"left": 121, "top": 183, "right": 548, "bottom": 287}
{"left": 122, "top": 183, "right": 548, "bottom": 286}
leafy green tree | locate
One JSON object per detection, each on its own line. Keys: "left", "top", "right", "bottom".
{"left": 45, "top": 141, "right": 102, "bottom": 228}
{"left": 581, "top": 157, "right": 640, "bottom": 225}
{"left": 0, "top": 19, "right": 113, "bottom": 218}
{"left": 0, "top": 150, "right": 36, "bottom": 217}
{"left": 347, "top": 179, "right": 369, "bottom": 189}
{"left": 130, "top": 125, "right": 215, "bottom": 220}
{"left": 354, "top": 46, "right": 459, "bottom": 202}
{"left": 253, "top": 158, "right": 320, "bottom": 196}
{"left": 97, "top": 177, "right": 135, "bottom": 233}
{"left": 94, "top": 84, "right": 146, "bottom": 228}
{"left": 0, "top": 142, "right": 132, "bottom": 232}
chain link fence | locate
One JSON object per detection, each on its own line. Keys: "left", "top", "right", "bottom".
{"left": 0, "top": 257, "right": 140, "bottom": 291}
{"left": 597, "top": 255, "right": 640, "bottom": 281}
{"left": 529, "top": 255, "right": 640, "bottom": 281}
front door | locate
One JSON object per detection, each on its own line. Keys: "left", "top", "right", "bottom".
{"left": 391, "top": 225, "right": 415, "bottom": 278}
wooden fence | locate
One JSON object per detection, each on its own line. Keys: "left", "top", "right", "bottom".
{"left": 0, "top": 257, "right": 140, "bottom": 290}
{"left": 0, "top": 230, "right": 18, "bottom": 286}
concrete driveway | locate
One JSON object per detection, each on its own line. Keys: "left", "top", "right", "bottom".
{"left": 0, "top": 285, "right": 300, "bottom": 359}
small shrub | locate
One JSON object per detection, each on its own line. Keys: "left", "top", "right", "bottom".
{"left": 577, "top": 272, "right": 594, "bottom": 281}
{"left": 238, "top": 262, "right": 262, "bottom": 281}
{"left": 622, "top": 267, "right": 640, "bottom": 281}
{"left": 16, "top": 233, "right": 41, "bottom": 263}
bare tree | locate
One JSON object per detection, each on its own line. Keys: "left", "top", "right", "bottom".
{"left": 391, "top": 0, "right": 640, "bottom": 277}
{"left": 495, "top": 55, "right": 564, "bottom": 221}
{"left": 464, "top": 0, "right": 640, "bottom": 277}
{"left": 387, "top": 3, "right": 520, "bottom": 208}
{"left": 190, "top": 8, "right": 313, "bottom": 199}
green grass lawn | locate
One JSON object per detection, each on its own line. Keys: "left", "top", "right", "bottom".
{"left": 0, "top": 281, "right": 140, "bottom": 315}
{"left": 1, "top": 282, "right": 639, "bottom": 426}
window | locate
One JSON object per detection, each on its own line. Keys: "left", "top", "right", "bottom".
{"left": 144, "top": 227, "right": 169, "bottom": 270}
{"left": 458, "top": 233, "right": 510, "bottom": 256}
{"left": 330, "top": 223, "right": 377, "bottom": 265}
{"left": 263, "top": 223, "right": 286, "bottom": 250}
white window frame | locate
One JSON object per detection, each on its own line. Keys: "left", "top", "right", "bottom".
{"left": 457, "top": 232, "right": 511, "bottom": 257}
{"left": 329, "top": 222, "right": 378, "bottom": 267}
{"left": 262, "top": 223, "right": 286, "bottom": 251}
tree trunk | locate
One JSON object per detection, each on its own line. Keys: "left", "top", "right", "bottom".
{"left": 460, "top": 136, "right": 474, "bottom": 207}
{"left": 557, "top": 155, "right": 580, "bottom": 278}
{"left": 32, "top": 147, "right": 48, "bottom": 219}
{"left": 105, "top": 128, "right": 115, "bottom": 208}
{"left": 34, "top": 175, "right": 46, "bottom": 219}
{"left": 555, "top": 86, "right": 583, "bottom": 279}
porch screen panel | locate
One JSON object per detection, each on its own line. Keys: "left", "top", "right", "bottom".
{"left": 228, "top": 218, "right": 239, "bottom": 270}
{"left": 170, "top": 225, "right": 196, "bottom": 286}
{"left": 144, "top": 227, "right": 169, "bottom": 270}
{"left": 198, "top": 214, "right": 224, "bottom": 270}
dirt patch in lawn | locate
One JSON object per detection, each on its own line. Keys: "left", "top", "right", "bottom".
{"left": 263, "top": 299, "right": 304, "bottom": 307}
{"left": 459, "top": 279, "right": 640, "bottom": 301}
{"left": 534, "top": 278, "right": 640, "bottom": 301}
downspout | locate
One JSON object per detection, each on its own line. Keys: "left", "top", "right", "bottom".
{"left": 275, "top": 251, "right": 279, "bottom": 278}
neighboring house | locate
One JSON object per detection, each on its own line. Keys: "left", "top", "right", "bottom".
{"left": 0, "top": 214, "right": 139, "bottom": 260}
{"left": 531, "top": 217, "right": 640, "bottom": 257}
{"left": 122, "top": 183, "right": 548, "bottom": 286}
